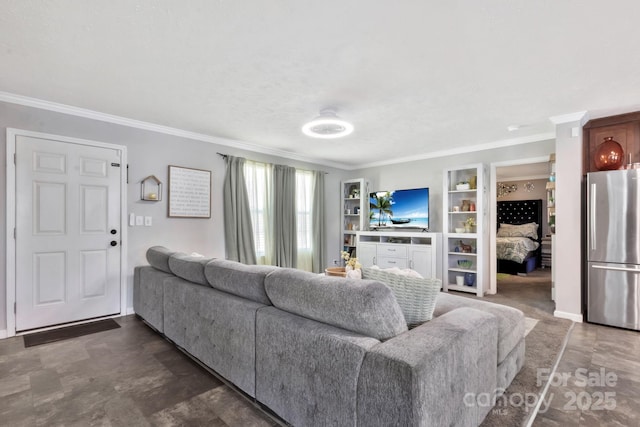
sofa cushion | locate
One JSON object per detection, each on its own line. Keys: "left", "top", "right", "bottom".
{"left": 146, "top": 246, "right": 176, "bottom": 273}
{"left": 255, "top": 306, "right": 379, "bottom": 426}
{"left": 204, "top": 259, "right": 277, "bottom": 305}
{"left": 168, "top": 253, "right": 212, "bottom": 286}
{"left": 433, "top": 292, "right": 525, "bottom": 363}
{"left": 362, "top": 267, "right": 441, "bottom": 327}
{"left": 265, "top": 268, "right": 407, "bottom": 340}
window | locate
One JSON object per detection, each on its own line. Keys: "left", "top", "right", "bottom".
{"left": 243, "top": 161, "right": 316, "bottom": 270}
{"left": 244, "top": 161, "right": 271, "bottom": 262}
{"left": 296, "top": 170, "right": 314, "bottom": 271}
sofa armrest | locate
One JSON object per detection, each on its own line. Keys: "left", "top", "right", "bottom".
{"left": 357, "top": 307, "right": 498, "bottom": 427}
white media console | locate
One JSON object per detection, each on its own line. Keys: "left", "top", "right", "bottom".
{"left": 356, "top": 231, "right": 442, "bottom": 280}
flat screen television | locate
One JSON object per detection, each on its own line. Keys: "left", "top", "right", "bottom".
{"left": 369, "top": 187, "right": 429, "bottom": 230}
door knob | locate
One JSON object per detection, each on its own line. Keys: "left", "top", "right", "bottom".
{"left": 110, "top": 229, "right": 117, "bottom": 235}
{"left": 110, "top": 241, "right": 118, "bottom": 247}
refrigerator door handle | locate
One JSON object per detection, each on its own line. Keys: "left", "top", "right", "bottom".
{"left": 590, "top": 183, "right": 597, "bottom": 251}
{"left": 592, "top": 264, "right": 640, "bottom": 273}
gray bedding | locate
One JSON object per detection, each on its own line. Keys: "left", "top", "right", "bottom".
{"left": 496, "top": 237, "right": 540, "bottom": 263}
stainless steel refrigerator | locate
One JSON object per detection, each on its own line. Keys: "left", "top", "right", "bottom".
{"left": 587, "top": 169, "right": 640, "bottom": 330}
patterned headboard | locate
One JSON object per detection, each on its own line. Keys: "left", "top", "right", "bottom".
{"left": 497, "top": 199, "right": 543, "bottom": 242}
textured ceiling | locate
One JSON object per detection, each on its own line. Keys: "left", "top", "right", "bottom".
{"left": 2, "top": 1, "right": 640, "bottom": 169}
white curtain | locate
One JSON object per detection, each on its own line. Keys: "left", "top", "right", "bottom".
{"left": 296, "top": 170, "right": 314, "bottom": 271}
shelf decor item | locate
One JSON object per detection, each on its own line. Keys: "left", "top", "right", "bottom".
{"left": 464, "top": 217, "right": 476, "bottom": 233}
{"left": 140, "top": 175, "right": 163, "bottom": 201}
{"left": 457, "top": 260, "right": 473, "bottom": 269}
{"left": 594, "top": 137, "right": 624, "bottom": 171}
{"left": 464, "top": 272, "right": 475, "bottom": 286}
{"left": 469, "top": 175, "right": 477, "bottom": 190}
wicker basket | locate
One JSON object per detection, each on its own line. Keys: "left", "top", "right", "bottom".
{"left": 361, "top": 267, "right": 441, "bottom": 326}
{"left": 325, "top": 267, "right": 347, "bottom": 277}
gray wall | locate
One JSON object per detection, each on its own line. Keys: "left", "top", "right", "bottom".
{"left": 0, "top": 101, "right": 346, "bottom": 331}
{"left": 350, "top": 140, "right": 556, "bottom": 233}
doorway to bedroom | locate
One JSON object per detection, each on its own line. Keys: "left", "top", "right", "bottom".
{"left": 489, "top": 157, "right": 555, "bottom": 315}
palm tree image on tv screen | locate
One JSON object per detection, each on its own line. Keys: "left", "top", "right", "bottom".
{"left": 369, "top": 188, "right": 429, "bottom": 230}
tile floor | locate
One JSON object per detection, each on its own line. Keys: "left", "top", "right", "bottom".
{"left": 2, "top": 269, "right": 639, "bottom": 426}
{"left": 532, "top": 322, "right": 640, "bottom": 426}
{"left": 0, "top": 316, "right": 280, "bottom": 426}
{"left": 494, "top": 269, "right": 640, "bottom": 426}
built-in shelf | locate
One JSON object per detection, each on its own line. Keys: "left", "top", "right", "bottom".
{"left": 340, "top": 179, "right": 369, "bottom": 257}
{"left": 443, "top": 164, "right": 487, "bottom": 297}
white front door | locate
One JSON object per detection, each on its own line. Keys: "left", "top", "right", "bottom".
{"left": 15, "top": 135, "right": 122, "bottom": 331}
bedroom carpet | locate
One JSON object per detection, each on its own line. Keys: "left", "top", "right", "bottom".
{"left": 496, "top": 268, "right": 555, "bottom": 315}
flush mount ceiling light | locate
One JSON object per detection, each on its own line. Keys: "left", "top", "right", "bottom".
{"left": 302, "top": 109, "right": 354, "bottom": 139}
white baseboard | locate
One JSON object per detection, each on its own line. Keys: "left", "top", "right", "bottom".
{"left": 0, "top": 329, "right": 7, "bottom": 339}
{"left": 554, "top": 310, "right": 583, "bottom": 323}
{"left": 126, "top": 307, "right": 135, "bottom": 315}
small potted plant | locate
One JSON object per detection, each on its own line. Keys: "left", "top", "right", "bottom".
{"left": 464, "top": 217, "right": 476, "bottom": 233}
{"left": 341, "top": 250, "right": 362, "bottom": 271}
{"left": 325, "top": 251, "right": 362, "bottom": 277}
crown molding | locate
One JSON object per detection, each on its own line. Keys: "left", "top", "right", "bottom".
{"left": 0, "top": 91, "right": 350, "bottom": 170}
{"left": 354, "top": 132, "right": 556, "bottom": 170}
{"left": 549, "top": 111, "right": 589, "bottom": 126}
{"left": 496, "top": 174, "right": 550, "bottom": 182}
{"left": 0, "top": 91, "right": 560, "bottom": 172}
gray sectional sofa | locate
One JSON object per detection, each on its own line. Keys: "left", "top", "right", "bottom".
{"left": 134, "top": 246, "right": 525, "bottom": 427}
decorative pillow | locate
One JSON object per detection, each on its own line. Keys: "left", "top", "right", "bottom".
{"left": 362, "top": 267, "right": 441, "bottom": 327}
{"left": 497, "top": 222, "right": 538, "bottom": 239}
{"left": 265, "top": 268, "right": 407, "bottom": 340}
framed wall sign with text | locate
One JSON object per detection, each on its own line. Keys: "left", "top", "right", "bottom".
{"left": 168, "top": 165, "right": 211, "bottom": 218}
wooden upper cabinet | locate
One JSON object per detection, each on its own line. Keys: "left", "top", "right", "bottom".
{"left": 583, "top": 112, "right": 640, "bottom": 174}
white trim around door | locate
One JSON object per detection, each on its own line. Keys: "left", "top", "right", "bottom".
{"left": 5, "top": 128, "right": 128, "bottom": 338}
{"left": 488, "top": 156, "right": 551, "bottom": 295}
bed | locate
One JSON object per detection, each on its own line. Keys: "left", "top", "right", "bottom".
{"left": 496, "top": 199, "right": 543, "bottom": 275}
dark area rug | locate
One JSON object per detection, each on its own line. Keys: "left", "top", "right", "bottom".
{"left": 23, "top": 318, "right": 121, "bottom": 347}
{"left": 451, "top": 268, "right": 573, "bottom": 427}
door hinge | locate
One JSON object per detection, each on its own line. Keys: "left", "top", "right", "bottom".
{"left": 13, "top": 228, "right": 16, "bottom": 239}
{"left": 13, "top": 153, "right": 16, "bottom": 164}
{"left": 14, "top": 302, "right": 16, "bottom": 314}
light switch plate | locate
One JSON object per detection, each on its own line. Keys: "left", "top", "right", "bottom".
{"left": 144, "top": 216, "right": 152, "bottom": 226}
{"left": 129, "top": 213, "right": 135, "bottom": 226}
{"left": 135, "top": 216, "right": 143, "bottom": 226}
